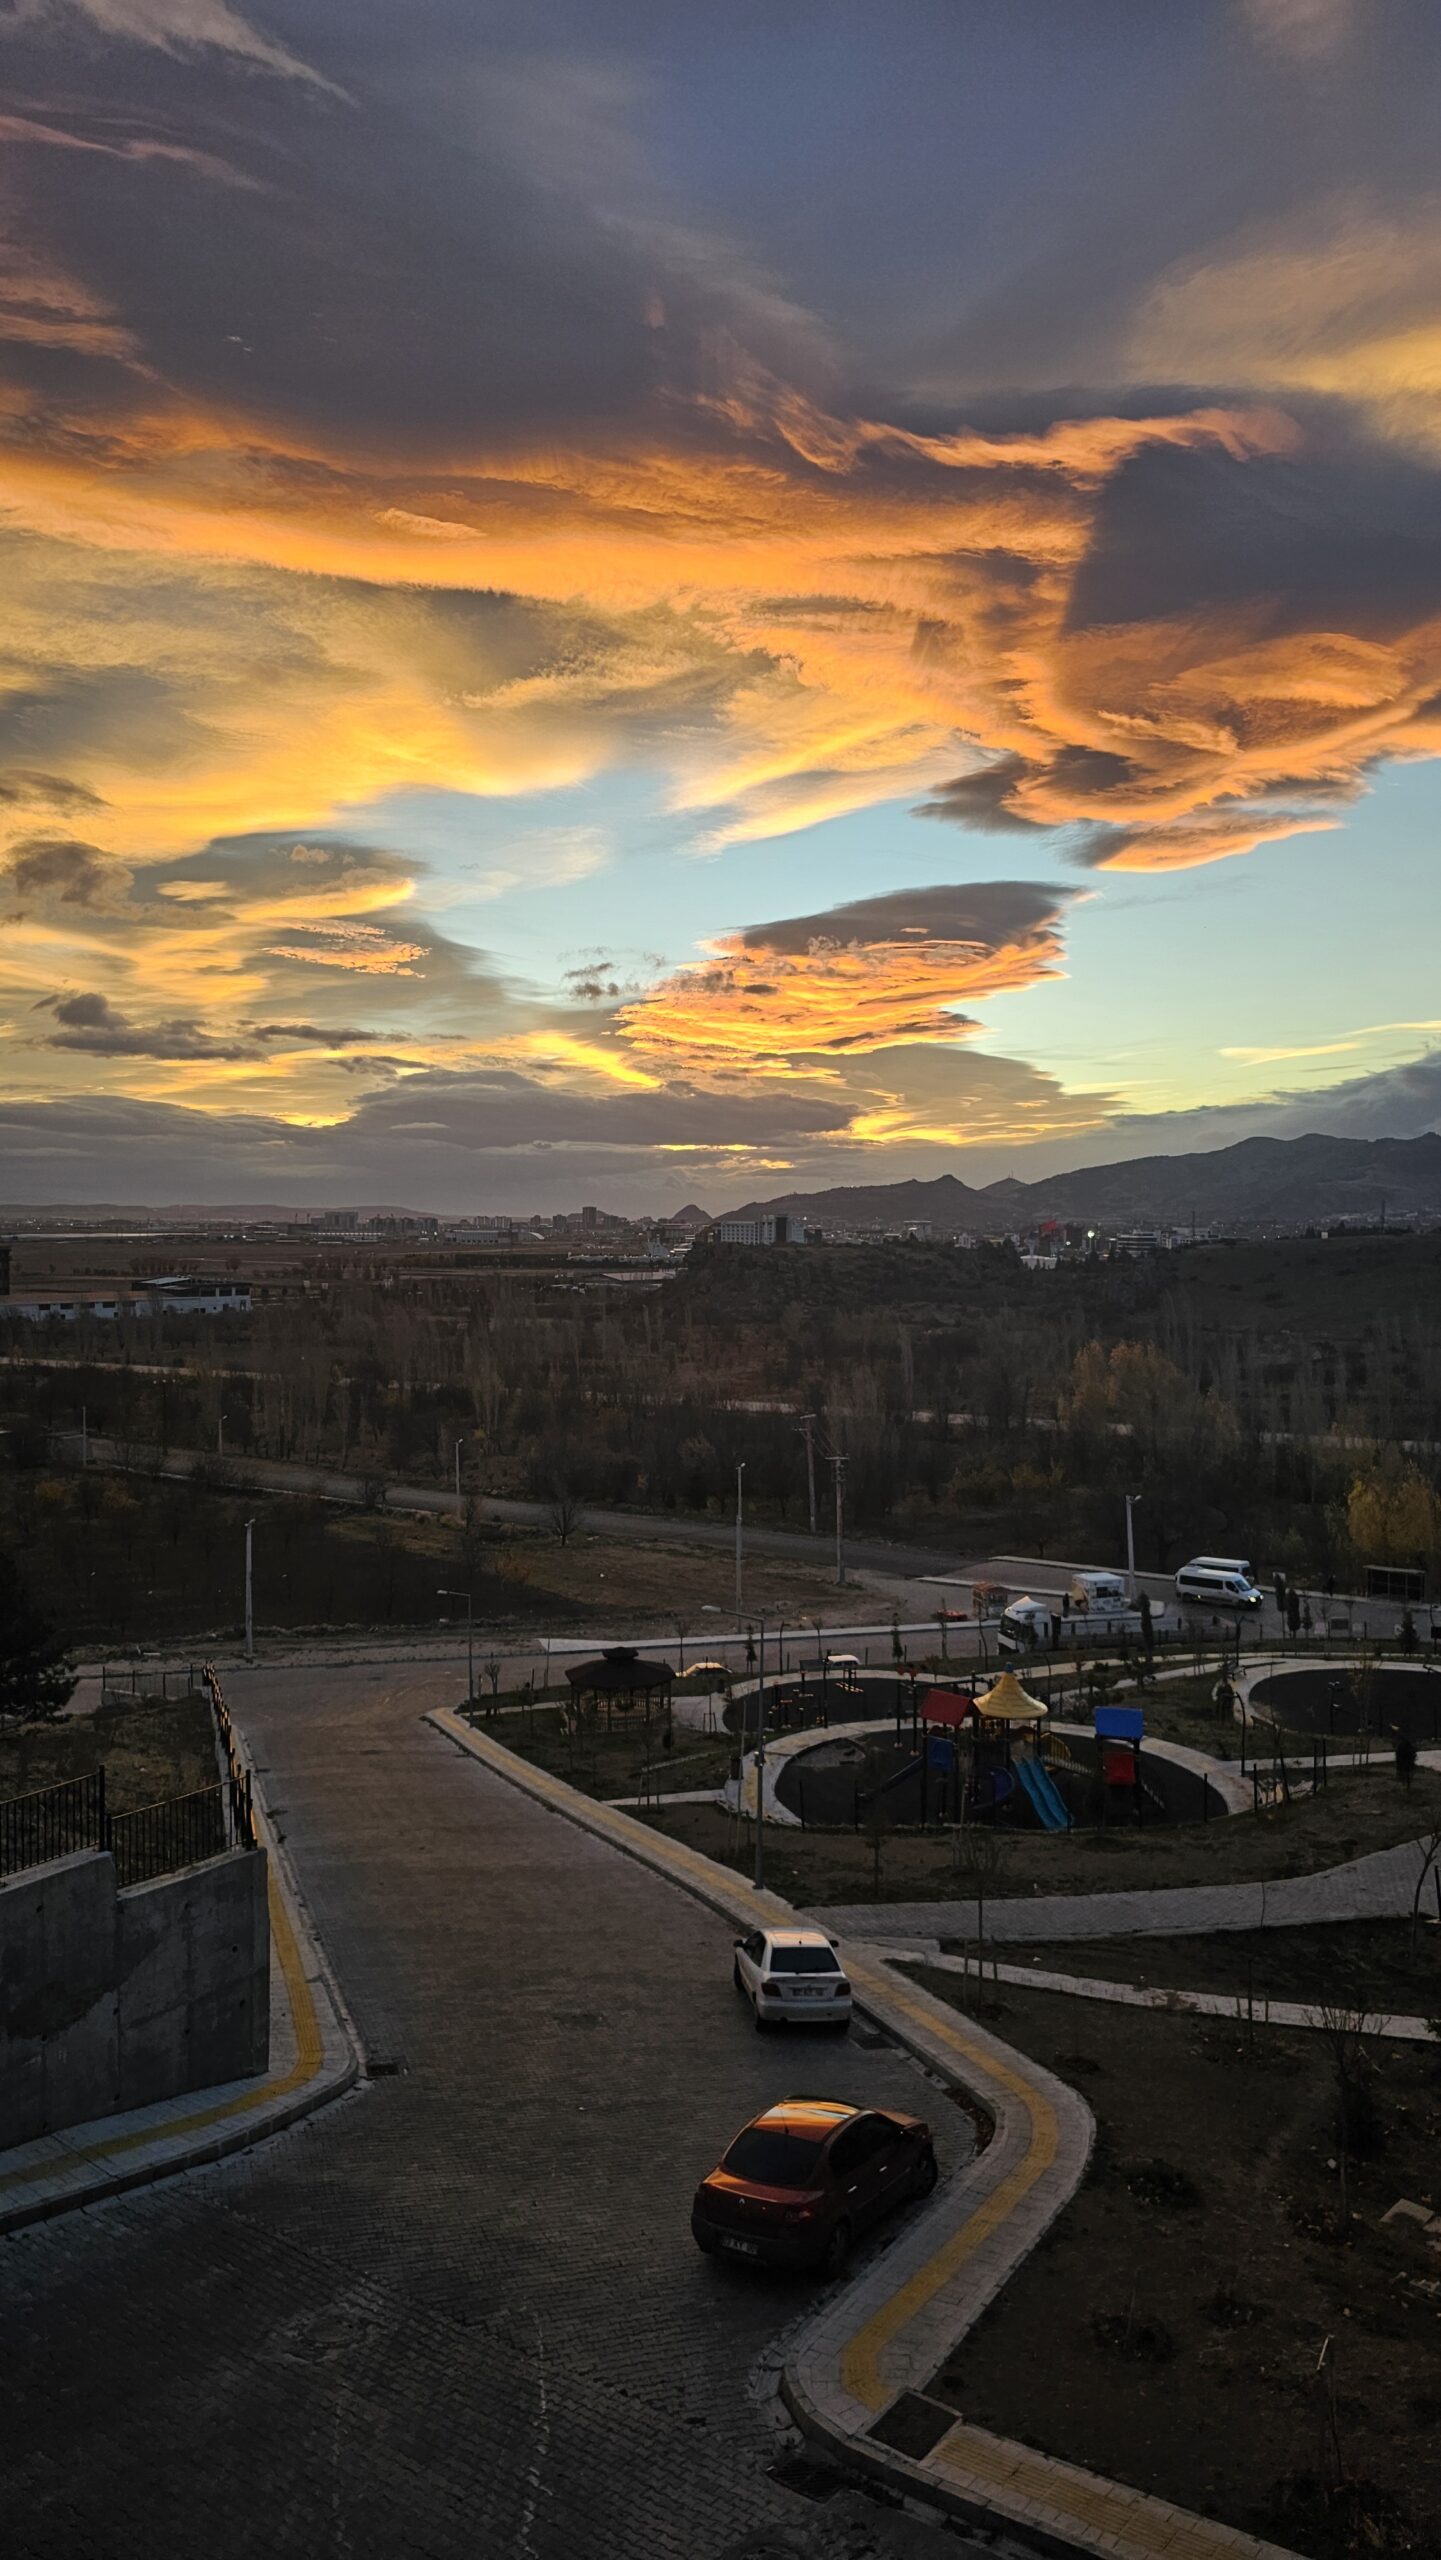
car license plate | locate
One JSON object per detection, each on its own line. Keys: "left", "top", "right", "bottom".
{"left": 721, "top": 2235, "right": 760, "bottom": 2257}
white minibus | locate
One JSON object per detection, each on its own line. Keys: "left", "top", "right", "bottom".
{"left": 1174, "top": 1558, "right": 1264, "bottom": 1611}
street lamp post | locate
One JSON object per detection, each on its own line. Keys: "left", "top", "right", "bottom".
{"left": 1124, "top": 1493, "right": 1142, "bottom": 1599}
{"left": 830, "top": 1451, "right": 847, "bottom": 1587}
{"left": 244, "top": 1517, "right": 255, "bottom": 1662}
{"left": 80, "top": 1403, "right": 88, "bottom": 1467}
{"left": 438, "top": 1587, "right": 475, "bottom": 1704}
{"left": 734, "top": 1459, "right": 746, "bottom": 1621}
{"left": 798, "top": 1412, "right": 818, "bottom": 1536}
{"left": 753, "top": 1617, "right": 767, "bottom": 1892}
{"left": 453, "top": 1437, "right": 464, "bottom": 1499}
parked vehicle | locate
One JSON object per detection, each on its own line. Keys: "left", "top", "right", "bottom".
{"left": 1175, "top": 1557, "right": 1264, "bottom": 1611}
{"left": 691, "top": 2098, "right": 937, "bottom": 2272}
{"left": 1068, "top": 1570, "right": 1131, "bottom": 1613}
{"left": 998, "top": 1593, "right": 1148, "bottom": 1653}
{"left": 733, "top": 1926, "right": 851, "bottom": 2031}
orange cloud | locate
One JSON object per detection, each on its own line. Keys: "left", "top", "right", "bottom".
{"left": 620, "top": 882, "right": 1073, "bottom": 1069}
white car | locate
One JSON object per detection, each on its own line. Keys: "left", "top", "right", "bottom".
{"left": 732, "top": 1927, "right": 852, "bottom": 2032}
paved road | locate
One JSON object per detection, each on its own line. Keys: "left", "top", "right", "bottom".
{"left": 1, "top": 1662, "right": 977, "bottom": 2560}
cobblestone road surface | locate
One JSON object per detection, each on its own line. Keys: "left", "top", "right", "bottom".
{"left": 3, "top": 1664, "right": 979, "bottom": 2560}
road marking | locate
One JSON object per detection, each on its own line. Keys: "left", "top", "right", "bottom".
{"left": 0, "top": 1868, "right": 324, "bottom": 2198}
{"left": 835, "top": 1958, "right": 1059, "bottom": 2410}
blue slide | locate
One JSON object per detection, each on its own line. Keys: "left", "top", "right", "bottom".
{"left": 1016, "top": 1757, "right": 1072, "bottom": 1831}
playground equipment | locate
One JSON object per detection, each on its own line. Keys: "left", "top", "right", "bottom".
{"left": 1015, "top": 1757, "right": 1070, "bottom": 1831}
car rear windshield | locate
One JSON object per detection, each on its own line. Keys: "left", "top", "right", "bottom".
{"left": 768, "top": 1945, "right": 841, "bottom": 1974}
{"left": 721, "top": 2127, "right": 823, "bottom": 2185}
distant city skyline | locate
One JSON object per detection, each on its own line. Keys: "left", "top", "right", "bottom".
{"left": 2, "top": 1, "right": 1439, "bottom": 1210}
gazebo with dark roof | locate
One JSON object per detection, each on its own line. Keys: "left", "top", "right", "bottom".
{"left": 565, "top": 1646, "right": 674, "bottom": 1730}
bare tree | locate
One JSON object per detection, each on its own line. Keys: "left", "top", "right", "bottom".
{"left": 545, "top": 1485, "right": 584, "bottom": 1546}
{"left": 1408, "top": 1821, "right": 1441, "bottom": 1963}
{"left": 957, "top": 1817, "right": 1009, "bottom": 1990}
{"left": 1313, "top": 1996, "right": 1380, "bottom": 2233}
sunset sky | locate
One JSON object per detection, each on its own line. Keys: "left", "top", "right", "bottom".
{"left": 2, "top": 0, "right": 1439, "bottom": 1209}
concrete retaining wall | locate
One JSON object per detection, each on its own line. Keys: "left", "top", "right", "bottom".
{"left": 0, "top": 1845, "right": 269, "bottom": 2147}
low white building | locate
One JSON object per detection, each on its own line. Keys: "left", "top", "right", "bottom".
{"left": 0, "top": 1277, "right": 252, "bottom": 1321}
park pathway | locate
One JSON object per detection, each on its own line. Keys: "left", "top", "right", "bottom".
{"left": 811, "top": 1832, "right": 1435, "bottom": 1945}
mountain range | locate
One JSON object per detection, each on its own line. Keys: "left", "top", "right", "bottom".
{"left": 730, "top": 1132, "right": 1441, "bottom": 1235}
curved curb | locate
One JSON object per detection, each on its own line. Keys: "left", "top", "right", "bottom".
{"left": 0, "top": 1741, "right": 361, "bottom": 2237}
{"left": 429, "top": 1708, "right": 1299, "bottom": 2558}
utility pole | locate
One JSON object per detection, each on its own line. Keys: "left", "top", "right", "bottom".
{"left": 753, "top": 1618, "right": 766, "bottom": 1892}
{"left": 244, "top": 1518, "right": 255, "bottom": 1662}
{"left": 438, "top": 1587, "right": 475, "bottom": 1704}
{"left": 831, "top": 1452, "right": 847, "bottom": 1587}
{"left": 80, "top": 1403, "right": 88, "bottom": 1467}
{"left": 798, "top": 1412, "right": 818, "bottom": 1535}
{"left": 1124, "top": 1492, "right": 1141, "bottom": 1599}
{"left": 734, "top": 1459, "right": 746, "bottom": 1621}
{"left": 218, "top": 1410, "right": 226, "bottom": 1459}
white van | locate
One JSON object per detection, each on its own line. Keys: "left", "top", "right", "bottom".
{"left": 1174, "top": 1557, "right": 1264, "bottom": 1612}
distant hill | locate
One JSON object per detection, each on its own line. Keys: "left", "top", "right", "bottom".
{"left": 727, "top": 1133, "right": 1441, "bottom": 1235}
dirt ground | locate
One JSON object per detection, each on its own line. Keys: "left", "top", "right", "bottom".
{"left": 637, "top": 1767, "right": 1441, "bottom": 1904}
{"left": 915, "top": 1973, "right": 1441, "bottom": 2558}
{"left": 0, "top": 1689, "right": 217, "bottom": 1812}
{"left": 485, "top": 1525, "right": 899, "bottom": 1630}
{"left": 983, "top": 1920, "right": 1441, "bottom": 2017}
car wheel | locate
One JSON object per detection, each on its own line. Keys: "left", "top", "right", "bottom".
{"left": 753, "top": 2003, "right": 773, "bottom": 2032}
{"left": 821, "top": 2217, "right": 852, "bottom": 2279}
{"left": 732, "top": 1959, "right": 744, "bottom": 1991}
{"left": 912, "top": 2145, "right": 939, "bottom": 2199}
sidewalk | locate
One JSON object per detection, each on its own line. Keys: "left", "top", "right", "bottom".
{"left": 811, "top": 1830, "right": 1435, "bottom": 1946}
{"left": 431, "top": 1705, "right": 1303, "bottom": 2560}
{"left": 879, "top": 1946, "right": 1438, "bottom": 2042}
{"left": 0, "top": 1801, "right": 360, "bottom": 2236}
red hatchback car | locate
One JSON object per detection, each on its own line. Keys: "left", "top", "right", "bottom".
{"left": 691, "top": 2097, "right": 938, "bottom": 2275}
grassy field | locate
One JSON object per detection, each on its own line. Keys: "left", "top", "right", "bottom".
{"left": 993, "top": 1919, "right": 1441, "bottom": 2015}
{"left": 464, "top": 1701, "right": 734, "bottom": 1802}
{"left": 635, "top": 1766, "right": 1441, "bottom": 1904}
{"left": 0, "top": 1689, "right": 217, "bottom": 1813}
{"left": 916, "top": 1969, "right": 1441, "bottom": 2557}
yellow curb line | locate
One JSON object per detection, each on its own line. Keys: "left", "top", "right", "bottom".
{"left": 0, "top": 1864, "right": 331, "bottom": 2203}
{"left": 836, "top": 1956, "right": 1059, "bottom": 2410}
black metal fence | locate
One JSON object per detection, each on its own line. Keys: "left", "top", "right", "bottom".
{"left": 108, "top": 1784, "right": 229, "bottom": 1887}
{"left": 0, "top": 1768, "right": 107, "bottom": 1876}
{"left": 0, "top": 1669, "right": 257, "bottom": 1883}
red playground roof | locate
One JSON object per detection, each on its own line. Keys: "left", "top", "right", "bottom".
{"left": 921, "top": 1688, "right": 974, "bottom": 1727}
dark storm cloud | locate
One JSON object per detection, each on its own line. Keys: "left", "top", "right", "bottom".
{"left": 0, "top": 770, "right": 105, "bottom": 811}
{"left": 0, "top": 5, "right": 831, "bottom": 458}
{"left": 1066, "top": 437, "right": 1441, "bottom": 637}
{"left": 733, "top": 881, "right": 1075, "bottom": 958}
{"left": 5, "top": 835, "right": 130, "bottom": 906}
{"left": 917, "top": 753, "right": 1143, "bottom": 832}
{"left": 39, "top": 989, "right": 259, "bottom": 1058}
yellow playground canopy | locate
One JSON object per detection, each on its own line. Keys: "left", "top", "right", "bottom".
{"left": 973, "top": 1669, "right": 1048, "bottom": 1723}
